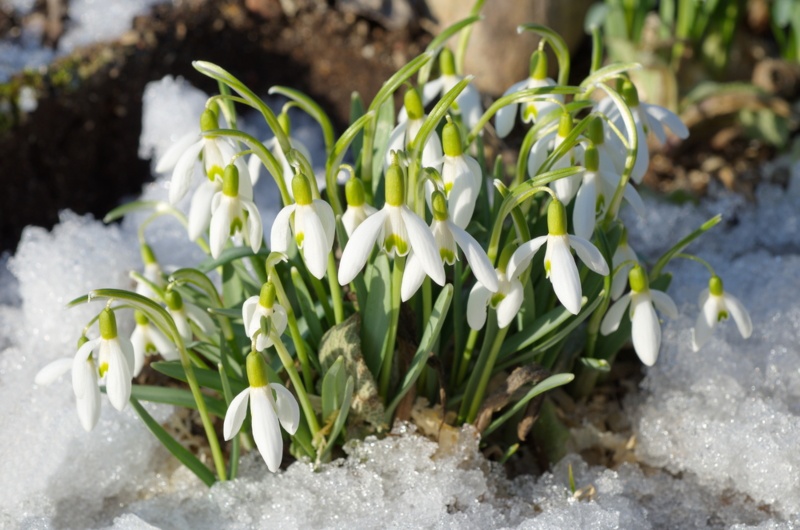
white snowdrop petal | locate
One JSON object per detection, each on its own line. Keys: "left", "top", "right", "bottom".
{"left": 209, "top": 198, "right": 234, "bottom": 259}
{"left": 384, "top": 121, "right": 408, "bottom": 168}
{"left": 467, "top": 283, "right": 493, "bottom": 330}
{"left": 242, "top": 200, "right": 263, "bottom": 254}
{"left": 569, "top": 235, "right": 609, "bottom": 276}
{"left": 150, "top": 326, "right": 179, "bottom": 361}
{"left": 458, "top": 84, "right": 483, "bottom": 130}
{"left": 650, "top": 289, "right": 679, "bottom": 319}
{"left": 601, "top": 293, "right": 631, "bottom": 335}
{"left": 129, "top": 326, "right": 145, "bottom": 377}
{"left": 421, "top": 77, "right": 445, "bottom": 105}
{"left": 645, "top": 111, "right": 667, "bottom": 145}
{"left": 495, "top": 79, "right": 528, "bottom": 138}
{"left": 271, "top": 304, "right": 289, "bottom": 337}
{"left": 496, "top": 279, "right": 524, "bottom": 329}
{"left": 401, "top": 207, "right": 445, "bottom": 285}
{"left": 185, "top": 303, "right": 216, "bottom": 335}
{"left": 447, "top": 161, "right": 480, "bottom": 229}
{"left": 300, "top": 206, "right": 330, "bottom": 279}
{"left": 272, "top": 384, "right": 300, "bottom": 435}
{"left": 106, "top": 342, "right": 132, "bottom": 411}
{"left": 270, "top": 204, "right": 296, "bottom": 254}
{"left": 549, "top": 237, "right": 583, "bottom": 315}
{"left": 339, "top": 209, "right": 387, "bottom": 285}
{"left": 692, "top": 310, "right": 714, "bottom": 352}
{"left": 507, "top": 235, "right": 548, "bottom": 282}
{"left": 35, "top": 358, "right": 73, "bottom": 386}
{"left": 313, "top": 199, "right": 337, "bottom": 251}
{"left": 251, "top": 388, "right": 283, "bottom": 472}
{"left": 242, "top": 296, "right": 259, "bottom": 338}
{"left": 645, "top": 103, "right": 689, "bottom": 139}
{"left": 630, "top": 295, "right": 661, "bottom": 366}
{"left": 449, "top": 221, "right": 498, "bottom": 292}
{"left": 401, "top": 252, "right": 426, "bottom": 302}
{"left": 223, "top": 388, "right": 250, "bottom": 441}
{"left": 169, "top": 139, "right": 204, "bottom": 204}
{"left": 156, "top": 131, "right": 200, "bottom": 173}
{"left": 630, "top": 117, "right": 650, "bottom": 184}
{"left": 247, "top": 152, "right": 263, "bottom": 187}
{"left": 527, "top": 131, "right": 555, "bottom": 178}
{"left": 573, "top": 174, "right": 596, "bottom": 240}
{"left": 76, "top": 376, "right": 101, "bottom": 432}
{"left": 622, "top": 182, "right": 646, "bottom": 217}
{"left": 725, "top": 293, "right": 753, "bottom": 339}
{"left": 188, "top": 180, "right": 219, "bottom": 241}
{"left": 73, "top": 341, "right": 100, "bottom": 399}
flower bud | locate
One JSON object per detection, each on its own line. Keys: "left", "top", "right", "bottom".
{"left": 404, "top": 87, "right": 424, "bottom": 121}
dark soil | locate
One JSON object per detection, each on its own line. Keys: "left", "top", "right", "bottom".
{"left": 0, "top": 0, "right": 429, "bottom": 252}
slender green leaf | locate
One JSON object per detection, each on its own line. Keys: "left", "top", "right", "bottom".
{"left": 319, "top": 375, "right": 354, "bottom": 461}
{"left": 132, "top": 384, "right": 227, "bottom": 417}
{"left": 290, "top": 267, "right": 324, "bottom": 349}
{"left": 269, "top": 86, "right": 335, "bottom": 154}
{"left": 361, "top": 254, "right": 392, "bottom": 377}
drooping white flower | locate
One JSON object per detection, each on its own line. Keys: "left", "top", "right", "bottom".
{"left": 466, "top": 245, "right": 524, "bottom": 330}
{"left": 402, "top": 191, "right": 497, "bottom": 301}
{"left": 209, "top": 165, "right": 263, "bottom": 259}
{"left": 242, "top": 283, "right": 289, "bottom": 351}
{"left": 134, "top": 243, "right": 166, "bottom": 301}
{"left": 342, "top": 177, "right": 377, "bottom": 237}
{"left": 130, "top": 310, "right": 178, "bottom": 376}
{"left": 596, "top": 80, "right": 689, "bottom": 184}
{"left": 224, "top": 351, "right": 299, "bottom": 472}
{"left": 35, "top": 309, "right": 136, "bottom": 431}
{"left": 495, "top": 50, "right": 563, "bottom": 138}
{"left": 527, "top": 113, "right": 583, "bottom": 205}
{"left": 507, "top": 198, "right": 609, "bottom": 315}
{"left": 165, "top": 290, "right": 215, "bottom": 343}
{"left": 610, "top": 235, "right": 638, "bottom": 301}
{"left": 572, "top": 145, "right": 645, "bottom": 240}
{"left": 424, "top": 121, "right": 482, "bottom": 229}
{"left": 600, "top": 265, "right": 678, "bottom": 366}
{"left": 338, "top": 164, "right": 445, "bottom": 287}
{"left": 270, "top": 173, "right": 335, "bottom": 280}
{"left": 692, "top": 275, "right": 752, "bottom": 351}
{"left": 385, "top": 87, "right": 443, "bottom": 171}
{"left": 418, "top": 47, "right": 482, "bottom": 131}
{"left": 188, "top": 161, "right": 256, "bottom": 243}
{"left": 157, "top": 108, "right": 253, "bottom": 206}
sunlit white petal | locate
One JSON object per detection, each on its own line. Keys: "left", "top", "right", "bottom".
{"left": 223, "top": 388, "right": 250, "bottom": 440}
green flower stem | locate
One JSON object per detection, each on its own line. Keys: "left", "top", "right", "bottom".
{"left": 455, "top": 2, "right": 486, "bottom": 75}
{"left": 268, "top": 86, "right": 335, "bottom": 156}
{"left": 379, "top": 255, "right": 406, "bottom": 400}
{"left": 465, "top": 325, "right": 509, "bottom": 424}
{"left": 649, "top": 215, "right": 722, "bottom": 281}
{"left": 270, "top": 331, "right": 321, "bottom": 437}
{"left": 455, "top": 328, "right": 479, "bottom": 387}
{"left": 307, "top": 272, "right": 335, "bottom": 326}
{"left": 327, "top": 254, "right": 345, "bottom": 324}
{"left": 218, "top": 362, "right": 239, "bottom": 480}
{"left": 215, "top": 81, "right": 238, "bottom": 129}
{"left": 590, "top": 27, "right": 603, "bottom": 74}
{"left": 457, "top": 315, "right": 497, "bottom": 423}
{"left": 517, "top": 24, "right": 571, "bottom": 85}
{"left": 453, "top": 259, "right": 465, "bottom": 370}
{"left": 327, "top": 112, "right": 374, "bottom": 214}
{"left": 268, "top": 268, "right": 314, "bottom": 393}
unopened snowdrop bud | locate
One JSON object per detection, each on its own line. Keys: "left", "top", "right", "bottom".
{"left": 342, "top": 178, "right": 377, "bottom": 237}
{"left": 601, "top": 264, "right": 678, "bottom": 366}
{"left": 224, "top": 350, "right": 300, "bottom": 472}
{"left": 508, "top": 198, "right": 608, "bottom": 315}
{"left": 692, "top": 275, "right": 752, "bottom": 351}
{"left": 434, "top": 120, "right": 482, "bottom": 228}
{"left": 271, "top": 173, "right": 335, "bottom": 279}
{"left": 404, "top": 87, "right": 425, "bottom": 121}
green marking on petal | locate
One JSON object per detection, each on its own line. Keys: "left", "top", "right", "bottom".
{"left": 295, "top": 231, "right": 305, "bottom": 248}
{"left": 490, "top": 292, "right": 506, "bottom": 307}
{"left": 98, "top": 362, "right": 109, "bottom": 378}
{"left": 384, "top": 234, "right": 409, "bottom": 255}
{"left": 230, "top": 217, "right": 243, "bottom": 236}
{"left": 717, "top": 310, "right": 729, "bottom": 322}
{"left": 523, "top": 104, "right": 538, "bottom": 122}
{"left": 440, "top": 248, "right": 456, "bottom": 263}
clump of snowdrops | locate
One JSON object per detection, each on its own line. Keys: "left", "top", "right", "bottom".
{"left": 36, "top": 16, "right": 751, "bottom": 485}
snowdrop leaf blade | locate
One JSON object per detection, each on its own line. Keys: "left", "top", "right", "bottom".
{"left": 131, "top": 385, "right": 227, "bottom": 417}
{"left": 272, "top": 384, "right": 300, "bottom": 435}
{"left": 130, "top": 397, "right": 216, "bottom": 486}
{"left": 338, "top": 209, "right": 387, "bottom": 285}
{"left": 223, "top": 388, "right": 250, "bottom": 440}
{"left": 362, "top": 253, "right": 392, "bottom": 376}
{"left": 401, "top": 207, "right": 445, "bottom": 285}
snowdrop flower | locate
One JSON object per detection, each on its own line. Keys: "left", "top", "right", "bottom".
{"left": 419, "top": 48, "right": 482, "bottom": 130}
{"left": 242, "top": 283, "right": 289, "bottom": 351}
{"left": 338, "top": 164, "right": 445, "bottom": 286}
{"left": 495, "top": 50, "right": 563, "bottom": 138}
{"left": 157, "top": 108, "right": 253, "bottom": 206}
{"left": 385, "top": 87, "right": 443, "bottom": 171}
{"left": 188, "top": 161, "right": 255, "bottom": 243}
{"left": 610, "top": 232, "right": 638, "bottom": 300}
{"left": 597, "top": 80, "right": 689, "bottom": 183}
{"left": 35, "top": 309, "right": 135, "bottom": 431}
{"left": 467, "top": 245, "right": 523, "bottom": 330}
{"left": 165, "top": 290, "right": 215, "bottom": 343}
{"left": 130, "top": 310, "right": 178, "bottom": 376}
{"left": 601, "top": 265, "right": 678, "bottom": 366}
{"left": 508, "top": 198, "right": 609, "bottom": 315}
{"left": 209, "top": 165, "right": 263, "bottom": 259}
{"left": 247, "top": 111, "right": 316, "bottom": 195}
{"left": 134, "top": 243, "right": 165, "bottom": 301}
{"left": 402, "top": 191, "right": 497, "bottom": 301}
{"left": 271, "top": 173, "right": 335, "bottom": 279}
{"left": 224, "top": 351, "right": 299, "bottom": 472}
{"left": 528, "top": 113, "right": 583, "bottom": 204}
{"left": 425, "top": 121, "right": 482, "bottom": 229}
{"left": 572, "top": 145, "right": 645, "bottom": 240}
{"left": 342, "top": 177, "right": 377, "bottom": 237}
{"left": 692, "top": 276, "right": 752, "bottom": 351}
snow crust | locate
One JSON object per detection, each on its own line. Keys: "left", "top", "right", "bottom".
{"left": 0, "top": 77, "right": 798, "bottom": 528}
